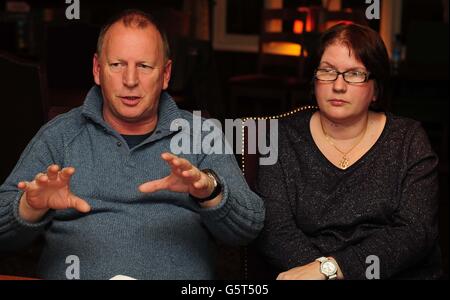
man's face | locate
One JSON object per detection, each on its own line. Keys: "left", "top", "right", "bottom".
{"left": 93, "top": 22, "right": 171, "bottom": 131}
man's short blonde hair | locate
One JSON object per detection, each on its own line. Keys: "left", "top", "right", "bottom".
{"left": 96, "top": 9, "right": 170, "bottom": 62}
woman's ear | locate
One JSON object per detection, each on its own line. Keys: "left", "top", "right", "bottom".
{"left": 373, "top": 82, "right": 379, "bottom": 102}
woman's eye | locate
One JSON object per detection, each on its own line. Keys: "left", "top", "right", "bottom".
{"left": 322, "top": 69, "right": 337, "bottom": 73}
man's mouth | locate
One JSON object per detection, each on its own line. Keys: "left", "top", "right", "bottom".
{"left": 119, "top": 96, "right": 142, "bottom": 106}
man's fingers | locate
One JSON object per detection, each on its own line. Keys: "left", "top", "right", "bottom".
{"left": 182, "top": 169, "right": 202, "bottom": 182}
{"left": 170, "top": 157, "right": 192, "bottom": 171}
{"left": 139, "top": 178, "right": 169, "bottom": 194}
{"left": 34, "top": 172, "right": 46, "bottom": 181}
{"left": 33, "top": 173, "right": 48, "bottom": 186}
{"left": 47, "top": 165, "right": 60, "bottom": 180}
{"left": 17, "top": 181, "right": 29, "bottom": 191}
{"left": 36, "top": 174, "right": 49, "bottom": 185}
{"left": 193, "top": 178, "right": 209, "bottom": 190}
{"left": 161, "top": 152, "right": 176, "bottom": 161}
{"left": 60, "top": 167, "right": 75, "bottom": 182}
{"left": 162, "top": 153, "right": 192, "bottom": 171}
{"left": 71, "top": 196, "right": 91, "bottom": 213}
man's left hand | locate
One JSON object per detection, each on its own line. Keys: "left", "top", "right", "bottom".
{"left": 139, "top": 153, "right": 222, "bottom": 206}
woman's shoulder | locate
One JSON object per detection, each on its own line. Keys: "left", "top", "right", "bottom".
{"left": 278, "top": 106, "right": 317, "bottom": 135}
{"left": 383, "top": 112, "right": 435, "bottom": 156}
{"left": 385, "top": 111, "right": 425, "bottom": 137}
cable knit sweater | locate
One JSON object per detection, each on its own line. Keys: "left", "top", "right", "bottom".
{"left": 0, "top": 86, "right": 265, "bottom": 280}
{"left": 257, "top": 109, "right": 442, "bottom": 279}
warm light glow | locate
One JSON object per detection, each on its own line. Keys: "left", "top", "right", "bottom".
{"left": 294, "top": 7, "right": 315, "bottom": 33}
{"left": 263, "top": 42, "right": 302, "bottom": 56}
{"left": 293, "top": 20, "right": 304, "bottom": 34}
{"left": 262, "top": 6, "right": 321, "bottom": 56}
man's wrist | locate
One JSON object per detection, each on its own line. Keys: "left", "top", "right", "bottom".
{"left": 18, "top": 193, "right": 48, "bottom": 223}
{"left": 190, "top": 169, "right": 223, "bottom": 203}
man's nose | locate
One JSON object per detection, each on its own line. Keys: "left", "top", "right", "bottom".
{"left": 123, "top": 66, "right": 139, "bottom": 88}
{"left": 332, "top": 74, "right": 347, "bottom": 93}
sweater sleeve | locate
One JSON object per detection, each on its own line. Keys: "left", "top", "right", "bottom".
{"left": 0, "top": 126, "right": 63, "bottom": 252}
{"left": 255, "top": 123, "right": 323, "bottom": 271}
{"left": 194, "top": 122, "right": 265, "bottom": 246}
{"left": 329, "top": 124, "right": 441, "bottom": 279}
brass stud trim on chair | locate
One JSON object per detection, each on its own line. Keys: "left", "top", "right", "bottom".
{"left": 240, "top": 105, "right": 318, "bottom": 176}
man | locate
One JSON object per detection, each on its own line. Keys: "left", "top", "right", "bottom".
{"left": 0, "top": 10, "right": 264, "bottom": 279}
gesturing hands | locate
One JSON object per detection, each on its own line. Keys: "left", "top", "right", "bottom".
{"left": 139, "top": 153, "right": 222, "bottom": 206}
{"left": 18, "top": 165, "right": 91, "bottom": 223}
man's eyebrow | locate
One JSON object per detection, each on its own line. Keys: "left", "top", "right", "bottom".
{"left": 136, "top": 61, "right": 154, "bottom": 65}
{"left": 107, "top": 58, "right": 155, "bottom": 65}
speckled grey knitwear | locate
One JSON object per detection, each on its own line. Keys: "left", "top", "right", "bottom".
{"left": 0, "top": 86, "right": 265, "bottom": 280}
{"left": 256, "top": 108, "right": 442, "bottom": 279}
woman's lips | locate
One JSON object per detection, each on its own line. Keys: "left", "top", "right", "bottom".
{"left": 328, "top": 99, "right": 348, "bottom": 106}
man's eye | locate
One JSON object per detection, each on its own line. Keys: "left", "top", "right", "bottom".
{"left": 110, "top": 63, "right": 122, "bottom": 68}
{"left": 139, "top": 64, "right": 153, "bottom": 69}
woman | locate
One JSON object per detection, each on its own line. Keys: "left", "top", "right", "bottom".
{"left": 256, "top": 23, "right": 442, "bottom": 279}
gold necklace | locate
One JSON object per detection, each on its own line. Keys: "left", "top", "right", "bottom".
{"left": 320, "top": 115, "right": 368, "bottom": 170}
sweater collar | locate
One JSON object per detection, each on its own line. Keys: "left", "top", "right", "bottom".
{"left": 81, "top": 85, "right": 182, "bottom": 138}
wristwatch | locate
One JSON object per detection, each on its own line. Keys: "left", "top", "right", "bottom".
{"left": 189, "top": 169, "right": 223, "bottom": 203}
{"left": 316, "top": 257, "right": 338, "bottom": 280}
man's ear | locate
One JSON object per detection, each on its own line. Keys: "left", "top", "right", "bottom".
{"left": 162, "top": 59, "right": 172, "bottom": 91}
{"left": 93, "top": 53, "right": 101, "bottom": 85}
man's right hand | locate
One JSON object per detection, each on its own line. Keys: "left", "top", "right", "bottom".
{"left": 17, "top": 165, "right": 91, "bottom": 223}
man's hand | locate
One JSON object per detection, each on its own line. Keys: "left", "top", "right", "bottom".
{"left": 139, "top": 153, "right": 223, "bottom": 207}
{"left": 17, "top": 165, "right": 91, "bottom": 223}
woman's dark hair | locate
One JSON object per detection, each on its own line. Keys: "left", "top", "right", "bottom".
{"left": 309, "top": 23, "right": 391, "bottom": 111}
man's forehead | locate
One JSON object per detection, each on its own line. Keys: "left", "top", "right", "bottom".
{"left": 102, "top": 23, "right": 163, "bottom": 57}
{"left": 105, "top": 21, "right": 160, "bottom": 42}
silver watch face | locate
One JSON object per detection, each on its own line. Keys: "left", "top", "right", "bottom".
{"left": 321, "top": 261, "right": 337, "bottom": 276}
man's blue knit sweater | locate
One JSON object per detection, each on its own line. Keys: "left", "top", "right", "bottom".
{"left": 0, "top": 86, "right": 265, "bottom": 279}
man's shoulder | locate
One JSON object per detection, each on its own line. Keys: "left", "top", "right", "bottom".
{"left": 39, "top": 107, "right": 86, "bottom": 139}
{"left": 176, "top": 109, "right": 220, "bottom": 127}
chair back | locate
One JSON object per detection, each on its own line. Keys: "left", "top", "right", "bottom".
{"left": 239, "top": 105, "right": 318, "bottom": 279}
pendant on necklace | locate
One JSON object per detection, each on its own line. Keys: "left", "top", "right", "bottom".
{"left": 339, "top": 156, "right": 350, "bottom": 170}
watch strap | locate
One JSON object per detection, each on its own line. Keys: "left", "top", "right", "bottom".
{"left": 190, "top": 169, "right": 223, "bottom": 203}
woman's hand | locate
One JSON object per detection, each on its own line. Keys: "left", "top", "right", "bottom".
{"left": 277, "top": 258, "right": 343, "bottom": 280}
{"left": 277, "top": 261, "right": 326, "bottom": 280}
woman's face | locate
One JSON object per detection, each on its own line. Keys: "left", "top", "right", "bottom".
{"left": 314, "top": 42, "right": 376, "bottom": 122}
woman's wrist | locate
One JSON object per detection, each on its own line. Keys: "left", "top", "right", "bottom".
{"left": 328, "top": 257, "right": 344, "bottom": 280}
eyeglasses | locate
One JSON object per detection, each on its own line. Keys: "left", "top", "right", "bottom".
{"left": 315, "top": 68, "right": 371, "bottom": 84}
